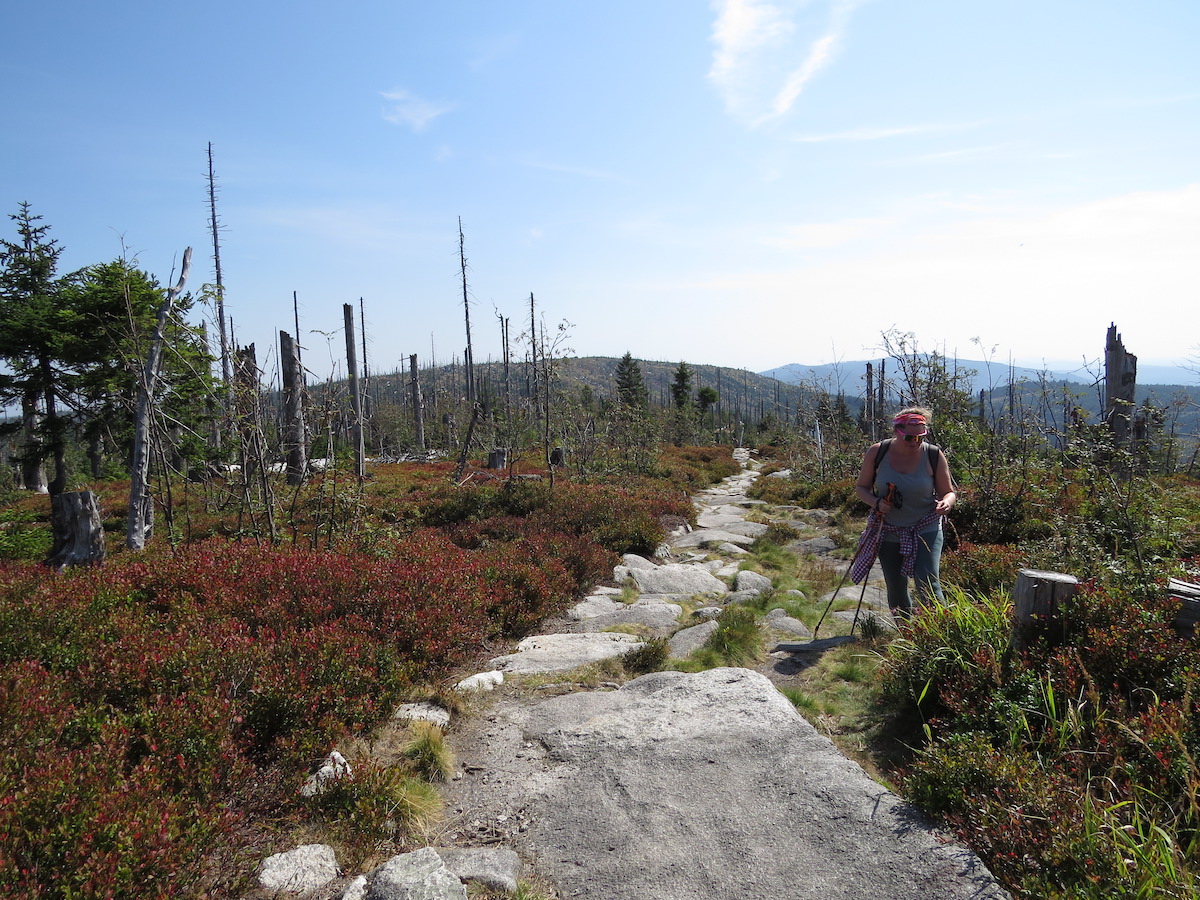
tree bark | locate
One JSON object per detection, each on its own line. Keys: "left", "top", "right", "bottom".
{"left": 20, "top": 390, "right": 47, "bottom": 493}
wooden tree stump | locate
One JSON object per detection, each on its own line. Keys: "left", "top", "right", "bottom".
{"left": 1011, "top": 568, "right": 1078, "bottom": 651}
{"left": 47, "top": 490, "right": 106, "bottom": 570}
{"left": 1168, "top": 579, "right": 1200, "bottom": 636}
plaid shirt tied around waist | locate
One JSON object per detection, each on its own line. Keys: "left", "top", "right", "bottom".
{"left": 849, "top": 509, "right": 943, "bottom": 584}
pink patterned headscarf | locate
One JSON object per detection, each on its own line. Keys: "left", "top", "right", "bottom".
{"left": 893, "top": 412, "right": 928, "bottom": 435}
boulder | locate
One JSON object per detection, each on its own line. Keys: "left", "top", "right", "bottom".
{"left": 733, "top": 570, "right": 773, "bottom": 594}
{"left": 570, "top": 598, "right": 683, "bottom": 638}
{"left": 627, "top": 563, "right": 728, "bottom": 596}
{"left": 435, "top": 847, "right": 521, "bottom": 894}
{"left": 764, "top": 607, "right": 813, "bottom": 638}
{"left": 455, "top": 671, "right": 504, "bottom": 692}
{"left": 667, "top": 620, "right": 719, "bottom": 657}
{"left": 488, "top": 633, "right": 641, "bottom": 675}
{"left": 512, "top": 668, "right": 1010, "bottom": 900}
{"left": 566, "top": 594, "right": 625, "bottom": 621}
{"left": 794, "top": 535, "right": 838, "bottom": 556}
{"left": 393, "top": 702, "right": 451, "bottom": 729}
{"left": 718, "top": 520, "right": 769, "bottom": 538}
{"left": 360, "top": 848, "right": 466, "bottom": 900}
{"left": 619, "top": 553, "right": 657, "bottom": 571}
{"left": 259, "top": 844, "right": 340, "bottom": 893}
{"left": 671, "top": 528, "right": 756, "bottom": 549}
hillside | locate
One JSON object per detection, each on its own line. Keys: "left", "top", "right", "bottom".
{"left": 367, "top": 355, "right": 830, "bottom": 420}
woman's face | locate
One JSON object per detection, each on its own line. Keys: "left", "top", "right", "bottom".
{"left": 894, "top": 419, "right": 927, "bottom": 444}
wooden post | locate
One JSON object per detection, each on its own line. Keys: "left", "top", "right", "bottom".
{"left": 47, "top": 491, "right": 105, "bottom": 569}
{"left": 1011, "top": 568, "right": 1078, "bottom": 650}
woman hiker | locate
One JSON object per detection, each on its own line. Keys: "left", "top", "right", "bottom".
{"left": 850, "top": 407, "right": 956, "bottom": 619}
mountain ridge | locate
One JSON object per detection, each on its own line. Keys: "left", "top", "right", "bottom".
{"left": 760, "top": 359, "right": 1195, "bottom": 393}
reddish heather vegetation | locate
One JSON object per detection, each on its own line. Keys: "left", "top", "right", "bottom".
{"left": 0, "top": 454, "right": 723, "bottom": 898}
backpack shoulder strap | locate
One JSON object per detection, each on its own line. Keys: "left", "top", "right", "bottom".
{"left": 871, "top": 438, "right": 893, "bottom": 486}
{"left": 926, "top": 442, "right": 956, "bottom": 489}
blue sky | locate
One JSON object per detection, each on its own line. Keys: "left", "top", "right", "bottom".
{"left": 3, "top": 1, "right": 1197, "bottom": 384}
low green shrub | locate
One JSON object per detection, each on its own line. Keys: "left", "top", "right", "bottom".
{"left": 622, "top": 637, "right": 669, "bottom": 675}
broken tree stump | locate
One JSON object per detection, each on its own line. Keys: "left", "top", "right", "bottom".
{"left": 1011, "top": 568, "right": 1078, "bottom": 651}
{"left": 47, "top": 490, "right": 106, "bottom": 570}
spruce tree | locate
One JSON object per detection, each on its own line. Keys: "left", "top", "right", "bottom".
{"left": 0, "top": 203, "right": 67, "bottom": 493}
{"left": 670, "top": 361, "right": 694, "bottom": 409}
{"left": 614, "top": 352, "right": 648, "bottom": 409}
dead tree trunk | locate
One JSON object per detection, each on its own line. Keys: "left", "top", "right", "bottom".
{"left": 1104, "top": 323, "right": 1137, "bottom": 449}
{"left": 234, "top": 343, "right": 278, "bottom": 541}
{"left": 458, "top": 217, "right": 476, "bottom": 404}
{"left": 208, "top": 143, "right": 231, "bottom": 387}
{"left": 865, "top": 362, "right": 876, "bottom": 442}
{"left": 343, "top": 303, "right": 365, "bottom": 479}
{"left": 280, "top": 329, "right": 307, "bottom": 485}
{"left": 409, "top": 353, "right": 425, "bottom": 453}
{"left": 455, "top": 403, "right": 481, "bottom": 482}
{"left": 47, "top": 491, "right": 106, "bottom": 570}
{"left": 127, "top": 247, "right": 191, "bottom": 550}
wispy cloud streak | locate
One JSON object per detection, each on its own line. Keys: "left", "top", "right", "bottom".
{"left": 708, "top": 0, "right": 859, "bottom": 126}
{"left": 792, "top": 123, "right": 974, "bottom": 143}
{"left": 380, "top": 88, "right": 454, "bottom": 132}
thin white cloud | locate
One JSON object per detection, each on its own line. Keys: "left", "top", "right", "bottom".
{"left": 791, "top": 123, "right": 973, "bottom": 143}
{"left": 708, "top": 0, "right": 860, "bottom": 126}
{"left": 763, "top": 217, "right": 891, "bottom": 249}
{"left": 885, "top": 142, "right": 1025, "bottom": 165}
{"left": 518, "top": 157, "right": 627, "bottom": 182}
{"left": 380, "top": 88, "right": 454, "bottom": 132}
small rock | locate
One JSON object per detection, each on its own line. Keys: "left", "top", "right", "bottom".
{"left": 456, "top": 671, "right": 504, "bottom": 692}
{"left": 300, "top": 751, "right": 351, "bottom": 798}
{"left": 393, "top": 702, "right": 451, "bottom": 729}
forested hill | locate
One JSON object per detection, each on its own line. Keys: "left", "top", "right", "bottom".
{"left": 365, "top": 356, "right": 827, "bottom": 420}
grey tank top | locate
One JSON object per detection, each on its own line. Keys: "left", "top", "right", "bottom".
{"left": 874, "top": 444, "right": 939, "bottom": 531}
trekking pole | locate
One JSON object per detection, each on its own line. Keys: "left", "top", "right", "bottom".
{"left": 813, "top": 483, "right": 893, "bottom": 640}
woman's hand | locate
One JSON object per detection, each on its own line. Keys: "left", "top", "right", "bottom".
{"left": 935, "top": 492, "right": 956, "bottom": 515}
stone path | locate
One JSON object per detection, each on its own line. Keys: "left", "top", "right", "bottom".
{"left": 430, "top": 450, "right": 1010, "bottom": 900}
{"left": 262, "top": 451, "right": 1009, "bottom": 899}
